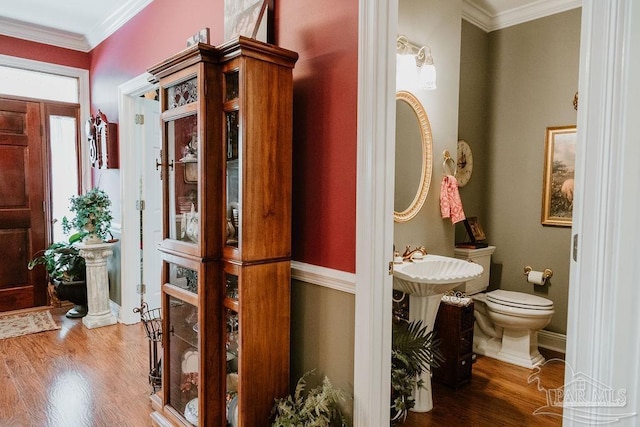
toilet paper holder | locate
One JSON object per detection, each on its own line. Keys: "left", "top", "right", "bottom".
{"left": 523, "top": 265, "right": 553, "bottom": 285}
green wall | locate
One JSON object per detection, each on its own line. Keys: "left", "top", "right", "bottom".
{"left": 458, "top": 9, "right": 581, "bottom": 334}
{"left": 290, "top": 280, "right": 355, "bottom": 420}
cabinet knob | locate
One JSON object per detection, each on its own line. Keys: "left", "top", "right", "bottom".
{"left": 461, "top": 360, "right": 466, "bottom": 366}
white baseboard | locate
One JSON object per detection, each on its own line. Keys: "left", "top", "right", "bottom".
{"left": 538, "top": 329, "right": 566, "bottom": 354}
{"left": 109, "top": 299, "right": 122, "bottom": 323}
{"left": 291, "top": 261, "right": 356, "bottom": 295}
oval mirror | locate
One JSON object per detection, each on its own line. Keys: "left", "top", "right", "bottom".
{"left": 394, "top": 91, "right": 433, "bottom": 222}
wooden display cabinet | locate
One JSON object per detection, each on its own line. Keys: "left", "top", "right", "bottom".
{"left": 148, "top": 38, "right": 298, "bottom": 426}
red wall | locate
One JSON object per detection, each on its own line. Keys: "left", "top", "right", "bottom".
{"left": 8, "top": 0, "right": 358, "bottom": 273}
{"left": 278, "top": 1, "right": 358, "bottom": 272}
{"left": 89, "top": 0, "right": 224, "bottom": 120}
{"left": 0, "top": 35, "right": 90, "bottom": 69}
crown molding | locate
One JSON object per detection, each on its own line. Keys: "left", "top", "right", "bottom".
{"left": 0, "top": 16, "right": 90, "bottom": 52}
{"left": 463, "top": 0, "right": 582, "bottom": 33}
{"left": 0, "top": 0, "right": 152, "bottom": 52}
{"left": 85, "top": 0, "right": 152, "bottom": 49}
{"left": 461, "top": 0, "right": 493, "bottom": 32}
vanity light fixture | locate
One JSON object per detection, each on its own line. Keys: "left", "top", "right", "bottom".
{"left": 396, "top": 35, "right": 437, "bottom": 90}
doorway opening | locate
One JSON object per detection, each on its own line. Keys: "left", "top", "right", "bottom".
{"left": 118, "top": 74, "right": 162, "bottom": 324}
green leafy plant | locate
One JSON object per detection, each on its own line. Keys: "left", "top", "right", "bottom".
{"left": 62, "top": 188, "right": 113, "bottom": 241}
{"left": 272, "top": 370, "right": 349, "bottom": 427}
{"left": 27, "top": 232, "right": 86, "bottom": 282}
{"left": 391, "top": 318, "right": 445, "bottom": 424}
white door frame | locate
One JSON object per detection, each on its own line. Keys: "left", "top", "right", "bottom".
{"left": 117, "top": 73, "right": 156, "bottom": 325}
{"left": 563, "top": 1, "right": 640, "bottom": 424}
{"left": 353, "top": 0, "right": 397, "bottom": 425}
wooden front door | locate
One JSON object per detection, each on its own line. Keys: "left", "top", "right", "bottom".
{"left": 0, "top": 98, "right": 47, "bottom": 311}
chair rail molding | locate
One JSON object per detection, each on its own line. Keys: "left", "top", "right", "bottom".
{"left": 291, "top": 261, "right": 355, "bottom": 294}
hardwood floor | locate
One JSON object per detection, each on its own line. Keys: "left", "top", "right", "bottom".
{"left": 0, "top": 307, "right": 565, "bottom": 427}
{"left": 0, "top": 306, "right": 153, "bottom": 427}
{"left": 400, "top": 348, "right": 565, "bottom": 427}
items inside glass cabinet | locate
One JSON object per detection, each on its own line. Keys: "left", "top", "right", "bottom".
{"left": 168, "top": 114, "right": 199, "bottom": 244}
{"left": 167, "top": 295, "right": 199, "bottom": 420}
{"left": 225, "top": 72, "right": 240, "bottom": 247}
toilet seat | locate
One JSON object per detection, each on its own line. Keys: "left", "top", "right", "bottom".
{"left": 486, "top": 290, "right": 553, "bottom": 310}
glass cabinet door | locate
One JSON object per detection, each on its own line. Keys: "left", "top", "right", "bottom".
{"left": 165, "top": 262, "right": 199, "bottom": 424}
{"left": 166, "top": 113, "right": 199, "bottom": 246}
{"left": 224, "top": 70, "right": 240, "bottom": 250}
{"left": 162, "top": 74, "right": 201, "bottom": 251}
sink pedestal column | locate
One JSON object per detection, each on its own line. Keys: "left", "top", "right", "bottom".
{"left": 408, "top": 293, "right": 445, "bottom": 412}
{"left": 78, "top": 242, "right": 117, "bottom": 329}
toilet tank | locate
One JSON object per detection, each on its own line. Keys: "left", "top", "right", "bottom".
{"left": 453, "top": 246, "right": 496, "bottom": 295}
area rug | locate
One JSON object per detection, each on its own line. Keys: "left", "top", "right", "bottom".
{"left": 0, "top": 310, "right": 60, "bottom": 340}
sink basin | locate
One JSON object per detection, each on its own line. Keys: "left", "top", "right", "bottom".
{"left": 393, "top": 254, "right": 484, "bottom": 296}
{"left": 392, "top": 254, "right": 483, "bottom": 413}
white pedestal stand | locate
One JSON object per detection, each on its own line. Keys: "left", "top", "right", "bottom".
{"left": 77, "top": 242, "right": 117, "bottom": 329}
{"left": 408, "top": 293, "right": 444, "bottom": 412}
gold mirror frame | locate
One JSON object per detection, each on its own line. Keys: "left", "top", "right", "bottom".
{"left": 394, "top": 91, "right": 433, "bottom": 222}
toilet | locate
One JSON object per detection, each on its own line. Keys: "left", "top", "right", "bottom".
{"left": 453, "top": 246, "right": 554, "bottom": 369}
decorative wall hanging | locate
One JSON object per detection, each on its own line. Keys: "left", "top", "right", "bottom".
{"left": 541, "top": 126, "right": 576, "bottom": 226}
{"left": 224, "top": 0, "right": 274, "bottom": 43}
{"left": 87, "top": 110, "right": 118, "bottom": 169}
{"left": 186, "top": 28, "right": 210, "bottom": 47}
{"left": 455, "top": 139, "right": 473, "bottom": 187}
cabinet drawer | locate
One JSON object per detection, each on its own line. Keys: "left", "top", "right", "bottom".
{"left": 460, "top": 304, "right": 475, "bottom": 331}
{"left": 460, "top": 330, "right": 473, "bottom": 355}
{"left": 457, "top": 355, "right": 473, "bottom": 383}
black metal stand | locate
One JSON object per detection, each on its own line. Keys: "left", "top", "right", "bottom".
{"left": 134, "top": 302, "right": 162, "bottom": 393}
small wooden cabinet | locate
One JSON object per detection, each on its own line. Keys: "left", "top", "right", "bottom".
{"left": 433, "top": 301, "right": 475, "bottom": 388}
{"left": 148, "top": 38, "right": 298, "bottom": 427}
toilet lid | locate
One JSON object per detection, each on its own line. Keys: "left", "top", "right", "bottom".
{"left": 487, "top": 289, "right": 553, "bottom": 309}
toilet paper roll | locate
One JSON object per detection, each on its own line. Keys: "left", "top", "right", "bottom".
{"left": 527, "top": 270, "right": 545, "bottom": 286}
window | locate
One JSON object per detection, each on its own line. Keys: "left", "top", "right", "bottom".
{"left": 49, "top": 112, "right": 80, "bottom": 242}
{"left": 0, "top": 65, "right": 78, "bottom": 103}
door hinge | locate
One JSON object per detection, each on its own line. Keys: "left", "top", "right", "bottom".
{"left": 136, "top": 200, "right": 145, "bottom": 211}
{"left": 137, "top": 283, "right": 146, "bottom": 294}
{"left": 388, "top": 261, "right": 394, "bottom": 275}
{"left": 135, "top": 114, "right": 145, "bottom": 125}
{"left": 572, "top": 234, "right": 578, "bottom": 262}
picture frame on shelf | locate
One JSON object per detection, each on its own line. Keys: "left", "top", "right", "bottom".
{"left": 186, "top": 28, "right": 210, "bottom": 47}
{"left": 541, "top": 126, "right": 576, "bottom": 227}
{"left": 464, "top": 217, "right": 486, "bottom": 242}
{"left": 224, "top": 0, "right": 274, "bottom": 43}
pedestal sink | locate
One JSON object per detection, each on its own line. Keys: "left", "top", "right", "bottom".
{"left": 393, "top": 254, "right": 483, "bottom": 412}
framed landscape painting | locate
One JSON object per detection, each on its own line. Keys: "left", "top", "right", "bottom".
{"left": 541, "top": 126, "right": 577, "bottom": 227}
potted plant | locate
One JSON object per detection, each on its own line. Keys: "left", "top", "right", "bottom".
{"left": 28, "top": 232, "right": 88, "bottom": 318}
{"left": 391, "top": 318, "right": 445, "bottom": 424}
{"left": 62, "top": 187, "right": 113, "bottom": 243}
{"left": 271, "top": 370, "right": 349, "bottom": 427}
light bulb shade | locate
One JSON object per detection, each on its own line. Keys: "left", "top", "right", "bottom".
{"left": 396, "top": 54, "right": 419, "bottom": 90}
{"left": 419, "top": 63, "right": 437, "bottom": 90}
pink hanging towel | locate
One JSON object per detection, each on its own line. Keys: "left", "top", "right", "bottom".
{"left": 440, "top": 175, "right": 466, "bottom": 224}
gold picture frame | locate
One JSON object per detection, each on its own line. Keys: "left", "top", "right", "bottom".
{"left": 541, "top": 126, "right": 577, "bottom": 227}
